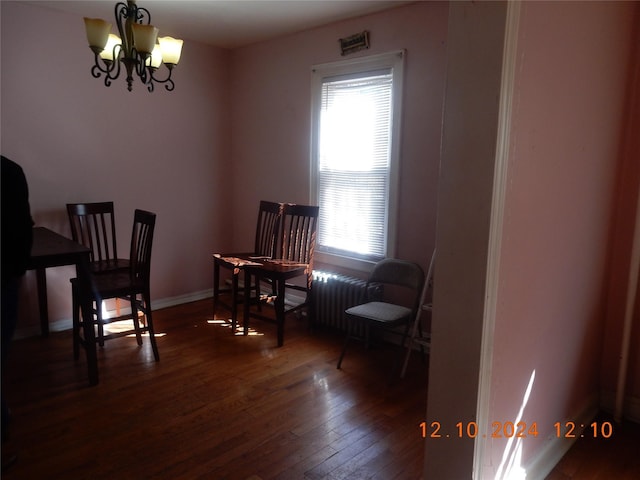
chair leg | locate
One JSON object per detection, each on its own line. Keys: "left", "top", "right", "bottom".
{"left": 143, "top": 292, "right": 160, "bottom": 362}
{"left": 96, "top": 301, "right": 105, "bottom": 347}
{"left": 337, "top": 334, "right": 351, "bottom": 369}
{"left": 230, "top": 272, "right": 239, "bottom": 333}
{"left": 213, "top": 260, "right": 220, "bottom": 316}
{"left": 396, "top": 322, "right": 413, "bottom": 379}
{"left": 254, "top": 274, "right": 262, "bottom": 312}
{"left": 130, "top": 296, "right": 143, "bottom": 346}
{"left": 72, "top": 282, "right": 80, "bottom": 360}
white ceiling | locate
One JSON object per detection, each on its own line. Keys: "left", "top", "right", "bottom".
{"left": 24, "top": 0, "right": 413, "bottom": 49}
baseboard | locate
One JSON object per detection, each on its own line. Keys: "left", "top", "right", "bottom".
{"left": 599, "top": 389, "right": 640, "bottom": 424}
{"left": 522, "top": 392, "right": 599, "bottom": 480}
{"left": 13, "top": 289, "right": 214, "bottom": 339}
{"left": 150, "top": 289, "right": 213, "bottom": 311}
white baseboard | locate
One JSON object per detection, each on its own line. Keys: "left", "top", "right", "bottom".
{"left": 522, "top": 392, "right": 599, "bottom": 480}
{"left": 150, "top": 289, "right": 213, "bottom": 311}
{"left": 14, "top": 289, "right": 214, "bottom": 339}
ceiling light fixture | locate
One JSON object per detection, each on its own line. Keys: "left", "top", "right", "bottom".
{"left": 83, "top": 0, "right": 183, "bottom": 92}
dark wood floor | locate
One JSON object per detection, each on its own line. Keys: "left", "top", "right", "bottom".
{"left": 3, "top": 299, "right": 639, "bottom": 479}
{"left": 2, "top": 299, "right": 429, "bottom": 479}
{"left": 545, "top": 413, "right": 640, "bottom": 480}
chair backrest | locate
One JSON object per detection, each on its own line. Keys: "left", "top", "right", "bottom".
{"left": 129, "top": 209, "right": 156, "bottom": 284}
{"left": 279, "top": 203, "right": 319, "bottom": 264}
{"left": 367, "top": 258, "right": 425, "bottom": 314}
{"left": 254, "top": 200, "right": 282, "bottom": 258}
{"left": 67, "top": 202, "right": 119, "bottom": 266}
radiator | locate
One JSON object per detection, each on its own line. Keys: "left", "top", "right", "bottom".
{"left": 311, "top": 271, "right": 369, "bottom": 336}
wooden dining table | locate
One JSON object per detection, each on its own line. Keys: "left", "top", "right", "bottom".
{"left": 27, "top": 226, "right": 99, "bottom": 385}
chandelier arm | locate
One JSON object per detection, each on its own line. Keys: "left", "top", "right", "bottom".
{"left": 134, "top": 49, "right": 148, "bottom": 81}
{"left": 149, "top": 65, "right": 176, "bottom": 92}
{"left": 114, "top": 2, "right": 129, "bottom": 50}
{"left": 90, "top": 48, "right": 122, "bottom": 88}
{"left": 135, "top": 6, "right": 151, "bottom": 24}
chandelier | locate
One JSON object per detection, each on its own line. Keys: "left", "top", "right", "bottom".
{"left": 83, "top": 0, "right": 183, "bottom": 92}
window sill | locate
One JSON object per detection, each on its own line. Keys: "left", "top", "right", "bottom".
{"left": 314, "top": 251, "right": 376, "bottom": 274}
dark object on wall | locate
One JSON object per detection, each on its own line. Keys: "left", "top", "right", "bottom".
{"left": 339, "top": 31, "right": 370, "bottom": 56}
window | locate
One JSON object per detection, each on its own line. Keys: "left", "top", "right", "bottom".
{"left": 311, "top": 51, "right": 404, "bottom": 269}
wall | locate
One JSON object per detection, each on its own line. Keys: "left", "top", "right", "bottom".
{"left": 485, "top": 1, "right": 638, "bottom": 478}
{"left": 1, "top": 1, "right": 448, "bottom": 334}
{"left": 228, "top": 1, "right": 448, "bottom": 274}
{"left": 426, "top": 1, "right": 638, "bottom": 478}
{"left": 600, "top": 9, "right": 640, "bottom": 420}
{"left": 424, "top": 2, "right": 508, "bottom": 478}
{"left": 1, "top": 1, "right": 232, "bottom": 335}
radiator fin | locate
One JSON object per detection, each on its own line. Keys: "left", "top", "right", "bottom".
{"left": 311, "top": 271, "right": 368, "bottom": 336}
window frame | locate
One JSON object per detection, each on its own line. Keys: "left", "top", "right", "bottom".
{"left": 310, "top": 50, "right": 405, "bottom": 272}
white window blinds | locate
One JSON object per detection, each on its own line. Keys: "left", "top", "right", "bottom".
{"left": 317, "top": 69, "right": 393, "bottom": 261}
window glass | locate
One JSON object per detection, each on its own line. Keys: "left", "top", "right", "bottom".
{"left": 311, "top": 51, "right": 404, "bottom": 267}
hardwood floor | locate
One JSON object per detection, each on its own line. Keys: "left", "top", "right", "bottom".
{"left": 2, "top": 299, "right": 428, "bottom": 479}
{"left": 545, "top": 414, "right": 640, "bottom": 480}
{"left": 3, "top": 299, "right": 639, "bottom": 479}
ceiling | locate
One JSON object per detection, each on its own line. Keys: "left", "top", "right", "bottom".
{"left": 24, "top": 0, "right": 413, "bottom": 49}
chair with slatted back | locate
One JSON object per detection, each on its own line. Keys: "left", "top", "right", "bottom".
{"left": 239, "top": 203, "right": 319, "bottom": 346}
{"left": 277, "top": 203, "right": 320, "bottom": 316}
{"left": 71, "top": 209, "right": 159, "bottom": 362}
{"left": 212, "top": 200, "right": 282, "bottom": 332}
{"left": 336, "top": 258, "right": 425, "bottom": 375}
{"left": 67, "top": 202, "right": 129, "bottom": 274}
{"left": 67, "top": 202, "right": 129, "bottom": 344}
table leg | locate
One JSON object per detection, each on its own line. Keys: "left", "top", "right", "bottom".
{"left": 76, "top": 259, "right": 98, "bottom": 386}
{"left": 35, "top": 268, "right": 49, "bottom": 337}
{"left": 275, "top": 279, "right": 285, "bottom": 347}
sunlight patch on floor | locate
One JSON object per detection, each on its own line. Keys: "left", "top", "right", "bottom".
{"left": 207, "top": 318, "right": 265, "bottom": 336}
{"left": 103, "top": 323, "right": 166, "bottom": 337}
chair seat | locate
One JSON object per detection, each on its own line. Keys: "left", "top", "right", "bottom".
{"left": 90, "top": 258, "right": 130, "bottom": 274}
{"left": 92, "top": 272, "right": 145, "bottom": 299}
{"left": 72, "top": 272, "right": 145, "bottom": 302}
{"left": 345, "top": 301, "right": 413, "bottom": 324}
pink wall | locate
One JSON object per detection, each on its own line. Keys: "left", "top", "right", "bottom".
{"left": 426, "top": 1, "right": 639, "bottom": 478}
{"left": 228, "top": 1, "right": 448, "bottom": 273}
{"left": 601, "top": 12, "right": 640, "bottom": 412}
{"left": 486, "top": 0, "right": 638, "bottom": 475}
{"left": 1, "top": 1, "right": 232, "bottom": 334}
{"left": 1, "top": 1, "right": 448, "bottom": 331}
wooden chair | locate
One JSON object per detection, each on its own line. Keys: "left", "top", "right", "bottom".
{"left": 213, "top": 200, "right": 282, "bottom": 330}
{"left": 72, "top": 209, "right": 159, "bottom": 362}
{"left": 67, "top": 201, "right": 130, "bottom": 343}
{"left": 239, "top": 203, "right": 319, "bottom": 346}
{"left": 336, "top": 258, "right": 425, "bottom": 374}
{"left": 67, "top": 202, "right": 129, "bottom": 274}
{"left": 277, "top": 203, "right": 320, "bottom": 315}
